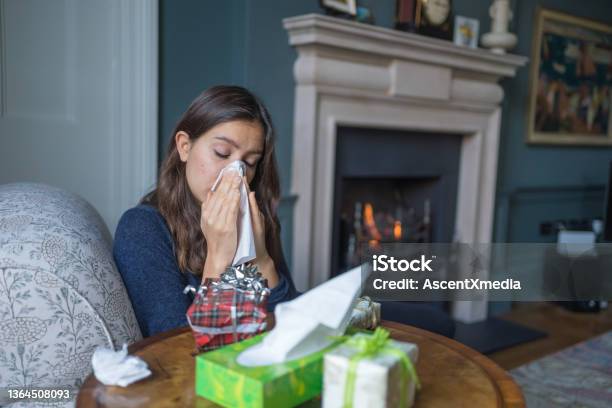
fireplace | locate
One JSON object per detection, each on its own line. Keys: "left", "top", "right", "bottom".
{"left": 331, "top": 126, "right": 461, "bottom": 275}
{"left": 283, "top": 14, "right": 526, "bottom": 322}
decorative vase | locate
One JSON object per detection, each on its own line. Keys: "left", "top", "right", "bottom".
{"left": 481, "top": 0, "right": 517, "bottom": 54}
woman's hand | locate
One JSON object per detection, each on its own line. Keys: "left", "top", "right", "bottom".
{"left": 245, "top": 178, "right": 279, "bottom": 287}
{"left": 201, "top": 172, "right": 241, "bottom": 279}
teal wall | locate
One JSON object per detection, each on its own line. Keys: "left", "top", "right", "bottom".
{"left": 494, "top": 0, "right": 612, "bottom": 243}
{"left": 159, "top": 0, "right": 612, "bottom": 266}
{"left": 159, "top": 0, "right": 247, "bottom": 162}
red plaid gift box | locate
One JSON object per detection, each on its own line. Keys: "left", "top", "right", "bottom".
{"left": 185, "top": 268, "right": 269, "bottom": 351}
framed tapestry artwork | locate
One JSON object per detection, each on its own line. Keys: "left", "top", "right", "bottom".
{"left": 527, "top": 8, "right": 612, "bottom": 146}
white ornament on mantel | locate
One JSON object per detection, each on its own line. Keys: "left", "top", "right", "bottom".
{"left": 481, "top": 0, "right": 518, "bottom": 54}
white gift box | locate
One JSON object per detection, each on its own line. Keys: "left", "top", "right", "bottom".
{"left": 323, "top": 333, "right": 419, "bottom": 408}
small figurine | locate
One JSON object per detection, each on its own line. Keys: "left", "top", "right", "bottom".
{"left": 481, "top": 0, "right": 518, "bottom": 54}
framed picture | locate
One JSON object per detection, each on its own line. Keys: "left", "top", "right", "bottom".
{"left": 321, "top": 0, "right": 357, "bottom": 16}
{"left": 527, "top": 8, "right": 612, "bottom": 146}
{"left": 453, "top": 16, "right": 479, "bottom": 48}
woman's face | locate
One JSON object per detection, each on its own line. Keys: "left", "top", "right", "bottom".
{"left": 176, "top": 120, "right": 264, "bottom": 204}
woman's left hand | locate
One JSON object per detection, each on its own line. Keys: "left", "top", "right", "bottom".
{"left": 245, "top": 178, "right": 279, "bottom": 287}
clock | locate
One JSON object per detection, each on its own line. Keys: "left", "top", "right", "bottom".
{"left": 415, "top": 0, "right": 453, "bottom": 40}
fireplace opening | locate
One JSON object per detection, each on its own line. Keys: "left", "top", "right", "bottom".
{"left": 331, "top": 126, "right": 462, "bottom": 276}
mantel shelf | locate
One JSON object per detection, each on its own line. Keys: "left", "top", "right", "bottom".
{"left": 283, "top": 13, "right": 527, "bottom": 78}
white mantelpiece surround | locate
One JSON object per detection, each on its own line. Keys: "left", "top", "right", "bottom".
{"left": 284, "top": 14, "right": 527, "bottom": 322}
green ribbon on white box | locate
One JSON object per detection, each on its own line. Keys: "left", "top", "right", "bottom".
{"left": 336, "top": 327, "right": 420, "bottom": 408}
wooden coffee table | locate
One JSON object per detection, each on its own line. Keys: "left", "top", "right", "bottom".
{"left": 77, "top": 321, "right": 524, "bottom": 407}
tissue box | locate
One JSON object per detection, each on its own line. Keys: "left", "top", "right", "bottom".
{"left": 196, "top": 333, "right": 342, "bottom": 408}
{"left": 323, "top": 333, "right": 419, "bottom": 408}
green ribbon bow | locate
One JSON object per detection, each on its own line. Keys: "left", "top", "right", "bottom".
{"left": 339, "top": 327, "right": 420, "bottom": 408}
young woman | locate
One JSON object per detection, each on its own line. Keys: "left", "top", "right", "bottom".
{"left": 113, "top": 86, "right": 299, "bottom": 337}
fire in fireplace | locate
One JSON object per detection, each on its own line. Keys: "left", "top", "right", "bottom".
{"left": 337, "top": 177, "right": 436, "bottom": 272}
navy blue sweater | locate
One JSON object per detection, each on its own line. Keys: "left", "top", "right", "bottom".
{"left": 113, "top": 204, "right": 298, "bottom": 337}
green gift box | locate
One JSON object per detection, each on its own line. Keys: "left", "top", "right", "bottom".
{"left": 195, "top": 333, "right": 343, "bottom": 408}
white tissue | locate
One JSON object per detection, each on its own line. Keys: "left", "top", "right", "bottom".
{"left": 91, "top": 344, "right": 151, "bottom": 387}
{"left": 211, "top": 160, "right": 257, "bottom": 266}
{"left": 236, "top": 265, "right": 368, "bottom": 366}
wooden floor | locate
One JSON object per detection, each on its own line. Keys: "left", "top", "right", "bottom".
{"left": 489, "top": 302, "right": 612, "bottom": 370}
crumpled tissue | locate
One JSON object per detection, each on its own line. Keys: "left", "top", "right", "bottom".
{"left": 91, "top": 344, "right": 151, "bottom": 387}
{"left": 211, "top": 160, "right": 256, "bottom": 266}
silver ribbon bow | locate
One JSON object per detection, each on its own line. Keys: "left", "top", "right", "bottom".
{"left": 184, "top": 263, "right": 270, "bottom": 304}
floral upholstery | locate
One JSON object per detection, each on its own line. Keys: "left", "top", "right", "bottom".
{"left": 0, "top": 183, "right": 142, "bottom": 407}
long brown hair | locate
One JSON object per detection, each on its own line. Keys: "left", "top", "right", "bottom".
{"left": 142, "top": 85, "right": 285, "bottom": 276}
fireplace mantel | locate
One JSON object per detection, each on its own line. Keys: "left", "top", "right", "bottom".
{"left": 284, "top": 14, "right": 526, "bottom": 80}
{"left": 283, "top": 14, "right": 527, "bottom": 322}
